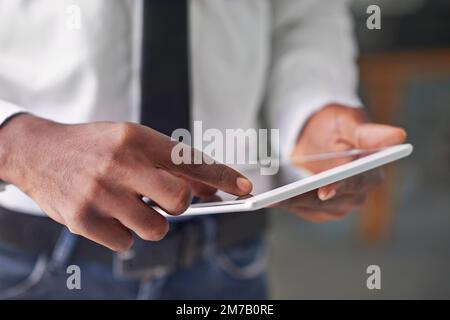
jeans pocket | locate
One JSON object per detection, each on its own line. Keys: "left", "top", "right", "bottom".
{"left": 214, "top": 238, "right": 267, "bottom": 280}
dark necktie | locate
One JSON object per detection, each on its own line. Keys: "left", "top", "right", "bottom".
{"left": 140, "top": 0, "right": 191, "bottom": 136}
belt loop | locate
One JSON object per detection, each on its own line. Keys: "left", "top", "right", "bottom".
{"left": 48, "top": 228, "right": 79, "bottom": 274}
{"left": 201, "top": 216, "right": 217, "bottom": 259}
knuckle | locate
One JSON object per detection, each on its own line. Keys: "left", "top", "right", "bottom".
{"left": 97, "top": 156, "right": 117, "bottom": 178}
{"left": 100, "top": 123, "right": 143, "bottom": 176}
{"left": 67, "top": 183, "right": 103, "bottom": 232}
{"left": 103, "top": 123, "right": 138, "bottom": 165}
{"left": 140, "top": 220, "right": 169, "bottom": 241}
{"left": 165, "top": 183, "right": 192, "bottom": 215}
{"left": 110, "top": 237, "right": 133, "bottom": 252}
{"left": 113, "top": 122, "right": 138, "bottom": 148}
{"left": 66, "top": 224, "right": 81, "bottom": 235}
{"left": 82, "top": 179, "right": 106, "bottom": 206}
{"left": 96, "top": 151, "right": 122, "bottom": 180}
{"left": 66, "top": 206, "right": 90, "bottom": 234}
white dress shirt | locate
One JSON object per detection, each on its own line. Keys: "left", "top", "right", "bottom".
{"left": 0, "top": 0, "right": 361, "bottom": 216}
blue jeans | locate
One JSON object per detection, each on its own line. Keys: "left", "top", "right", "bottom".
{"left": 0, "top": 230, "right": 267, "bottom": 299}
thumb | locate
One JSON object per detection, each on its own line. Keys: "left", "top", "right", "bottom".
{"left": 350, "top": 123, "right": 407, "bottom": 149}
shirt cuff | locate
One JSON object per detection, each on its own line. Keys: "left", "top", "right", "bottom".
{"left": 276, "top": 95, "right": 362, "bottom": 159}
{"left": 0, "top": 100, "right": 26, "bottom": 126}
{"left": 0, "top": 100, "right": 27, "bottom": 191}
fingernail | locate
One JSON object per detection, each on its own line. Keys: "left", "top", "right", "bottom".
{"left": 236, "top": 177, "right": 253, "bottom": 193}
{"left": 319, "top": 189, "right": 336, "bottom": 201}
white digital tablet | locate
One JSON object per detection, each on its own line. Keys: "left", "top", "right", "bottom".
{"left": 157, "top": 144, "right": 413, "bottom": 217}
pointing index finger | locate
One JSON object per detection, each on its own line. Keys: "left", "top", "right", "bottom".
{"left": 159, "top": 141, "right": 253, "bottom": 196}
{"left": 170, "top": 161, "right": 253, "bottom": 196}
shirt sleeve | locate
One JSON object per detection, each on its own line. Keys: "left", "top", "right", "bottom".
{"left": 0, "top": 99, "right": 26, "bottom": 126}
{"left": 0, "top": 100, "right": 27, "bottom": 191}
{"left": 264, "top": 0, "right": 362, "bottom": 158}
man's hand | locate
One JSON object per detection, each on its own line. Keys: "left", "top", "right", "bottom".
{"left": 277, "top": 104, "right": 407, "bottom": 223}
{"left": 0, "top": 114, "right": 252, "bottom": 251}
